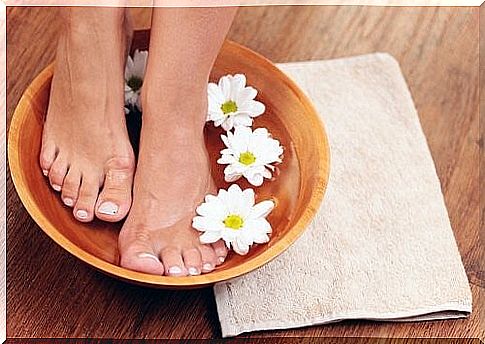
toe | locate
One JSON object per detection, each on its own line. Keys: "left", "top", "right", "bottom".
{"left": 120, "top": 249, "right": 165, "bottom": 275}
{"left": 182, "top": 248, "right": 202, "bottom": 276}
{"left": 95, "top": 157, "right": 134, "bottom": 222}
{"left": 160, "top": 248, "right": 188, "bottom": 277}
{"left": 73, "top": 175, "right": 100, "bottom": 222}
{"left": 48, "top": 156, "right": 69, "bottom": 192}
{"left": 39, "top": 141, "right": 57, "bottom": 175}
{"left": 61, "top": 168, "right": 81, "bottom": 207}
{"left": 199, "top": 245, "right": 217, "bottom": 273}
{"left": 118, "top": 227, "right": 165, "bottom": 275}
{"left": 211, "top": 240, "right": 228, "bottom": 265}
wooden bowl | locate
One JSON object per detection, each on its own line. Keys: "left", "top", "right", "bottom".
{"left": 8, "top": 38, "right": 330, "bottom": 289}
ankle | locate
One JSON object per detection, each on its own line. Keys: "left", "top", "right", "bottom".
{"left": 141, "top": 81, "right": 208, "bottom": 128}
{"left": 62, "top": 8, "right": 126, "bottom": 39}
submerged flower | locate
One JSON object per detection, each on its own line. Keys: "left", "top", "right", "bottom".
{"left": 192, "top": 184, "right": 274, "bottom": 255}
{"left": 124, "top": 49, "right": 148, "bottom": 112}
{"left": 218, "top": 126, "right": 283, "bottom": 187}
{"left": 207, "top": 74, "right": 265, "bottom": 131}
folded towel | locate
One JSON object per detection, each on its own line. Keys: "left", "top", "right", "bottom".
{"left": 213, "top": 53, "right": 472, "bottom": 337}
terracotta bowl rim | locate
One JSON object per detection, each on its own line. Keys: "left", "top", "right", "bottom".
{"left": 8, "top": 40, "right": 330, "bottom": 288}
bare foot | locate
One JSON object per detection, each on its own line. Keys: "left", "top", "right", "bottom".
{"left": 40, "top": 8, "right": 135, "bottom": 222}
{"left": 118, "top": 86, "right": 228, "bottom": 276}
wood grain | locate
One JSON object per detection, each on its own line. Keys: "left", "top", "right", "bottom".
{"left": 6, "top": 5, "right": 483, "bottom": 339}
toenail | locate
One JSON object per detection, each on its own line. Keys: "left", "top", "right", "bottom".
{"left": 76, "top": 210, "right": 88, "bottom": 219}
{"left": 98, "top": 201, "right": 119, "bottom": 215}
{"left": 63, "top": 198, "right": 74, "bottom": 207}
{"left": 188, "top": 267, "right": 200, "bottom": 276}
{"left": 202, "top": 263, "right": 213, "bottom": 272}
{"left": 169, "top": 266, "right": 182, "bottom": 275}
{"left": 52, "top": 184, "right": 62, "bottom": 192}
{"left": 138, "top": 253, "right": 160, "bottom": 262}
{"left": 218, "top": 256, "right": 225, "bottom": 264}
{"left": 42, "top": 169, "right": 49, "bottom": 176}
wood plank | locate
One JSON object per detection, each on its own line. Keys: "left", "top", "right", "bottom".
{"left": 6, "top": 5, "right": 483, "bottom": 339}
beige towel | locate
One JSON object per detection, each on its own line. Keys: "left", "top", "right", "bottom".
{"left": 213, "top": 53, "right": 472, "bottom": 337}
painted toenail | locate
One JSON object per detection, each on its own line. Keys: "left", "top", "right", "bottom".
{"left": 138, "top": 253, "right": 160, "bottom": 262}
{"left": 63, "top": 198, "right": 74, "bottom": 207}
{"left": 188, "top": 267, "right": 199, "bottom": 276}
{"left": 76, "top": 210, "right": 88, "bottom": 219}
{"left": 202, "top": 263, "right": 213, "bottom": 272}
{"left": 169, "top": 266, "right": 182, "bottom": 275}
{"left": 218, "top": 256, "right": 225, "bottom": 264}
{"left": 52, "top": 184, "right": 62, "bottom": 192}
{"left": 98, "top": 201, "right": 119, "bottom": 215}
{"left": 42, "top": 169, "right": 49, "bottom": 176}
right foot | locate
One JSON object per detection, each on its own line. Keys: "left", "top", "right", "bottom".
{"left": 118, "top": 83, "right": 228, "bottom": 276}
{"left": 40, "top": 8, "right": 135, "bottom": 222}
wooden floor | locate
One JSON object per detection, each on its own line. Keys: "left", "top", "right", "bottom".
{"left": 6, "top": 6, "right": 483, "bottom": 340}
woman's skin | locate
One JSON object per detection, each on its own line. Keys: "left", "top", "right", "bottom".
{"left": 41, "top": 7, "right": 237, "bottom": 276}
{"left": 41, "top": 7, "right": 135, "bottom": 223}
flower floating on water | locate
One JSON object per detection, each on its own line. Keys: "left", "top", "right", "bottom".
{"left": 207, "top": 74, "right": 265, "bottom": 131}
{"left": 124, "top": 49, "right": 148, "bottom": 113}
{"left": 192, "top": 184, "right": 274, "bottom": 255}
{"left": 218, "top": 126, "right": 283, "bottom": 187}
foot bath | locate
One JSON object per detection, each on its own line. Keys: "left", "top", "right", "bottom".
{"left": 7, "top": 40, "right": 330, "bottom": 288}
{"left": 214, "top": 53, "right": 472, "bottom": 337}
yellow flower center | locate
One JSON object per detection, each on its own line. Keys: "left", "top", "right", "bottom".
{"left": 223, "top": 214, "right": 244, "bottom": 230}
{"left": 239, "top": 151, "right": 256, "bottom": 166}
{"left": 127, "top": 76, "right": 143, "bottom": 92}
{"left": 221, "top": 100, "right": 238, "bottom": 115}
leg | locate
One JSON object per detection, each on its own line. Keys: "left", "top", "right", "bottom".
{"left": 119, "top": 7, "right": 237, "bottom": 276}
{"left": 40, "top": 7, "right": 135, "bottom": 222}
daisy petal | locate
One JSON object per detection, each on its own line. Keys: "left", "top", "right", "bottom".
{"left": 208, "top": 83, "right": 225, "bottom": 105}
{"left": 230, "top": 74, "right": 247, "bottom": 99}
{"left": 133, "top": 50, "right": 148, "bottom": 78}
{"left": 241, "top": 188, "right": 255, "bottom": 208}
{"left": 246, "top": 173, "right": 264, "bottom": 187}
{"left": 219, "top": 75, "right": 232, "bottom": 99}
{"left": 200, "top": 231, "right": 223, "bottom": 244}
{"left": 224, "top": 173, "right": 242, "bottom": 183}
{"left": 250, "top": 200, "right": 275, "bottom": 219}
{"left": 248, "top": 100, "right": 266, "bottom": 117}
{"left": 252, "top": 231, "right": 270, "bottom": 244}
{"left": 232, "top": 239, "right": 250, "bottom": 255}
{"left": 217, "top": 155, "right": 237, "bottom": 165}
{"left": 233, "top": 114, "right": 253, "bottom": 127}
{"left": 192, "top": 216, "right": 224, "bottom": 232}
{"left": 195, "top": 200, "right": 226, "bottom": 220}
{"left": 125, "top": 56, "right": 135, "bottom": 80}
{"left": 236, "top": 87, "right": 257, "bottom": 104}
{"left": 262, "top": 168, "right": 272, "bottom": 179}
{"left": 221, "top": 116, "right": 234, "bottom": 131}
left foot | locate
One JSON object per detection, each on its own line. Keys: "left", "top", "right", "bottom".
{"left": 40, "top": 8, "right": 135, "bottom": 223}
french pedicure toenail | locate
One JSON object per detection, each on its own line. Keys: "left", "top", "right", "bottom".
{"left": 98, "top": 201, "right": 119, "bottom": 215}
{"left": 138, "top": 253, "right": 160, "bottom": 262}
{"left": 188, "top": 267, "right": 200, "bottom": 276}
{"left": 76, "top": 210, "right": 89, "bottom": 219}
{"left": 52, "top": 184, "right": 62, "bottom": 192}
{"left": 169, "top": 266, "right": 183, "bottom": 275}
{"left": 42, "top": 170, "right": 49, "bottom": 176}
{"left": 218, "top": 256, "right": 225, "bottom": 264}
{"left": 202, "top": 263, "right": 213, "bottom": 272}
{"left": 63, "top": 198, "right": 74, "bottom": 207}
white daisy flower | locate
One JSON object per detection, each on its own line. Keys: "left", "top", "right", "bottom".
{"left": 207, "top": 74, "right": 265, "bottom": 131}
{"left": 192, "top": 184, "right": 274, "bottom": 255}
{"left": 217, "top": 126, "right": 283, "bottom": 187}
{"left": 124, "top": 49, "right": 148, "bottom": 112}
